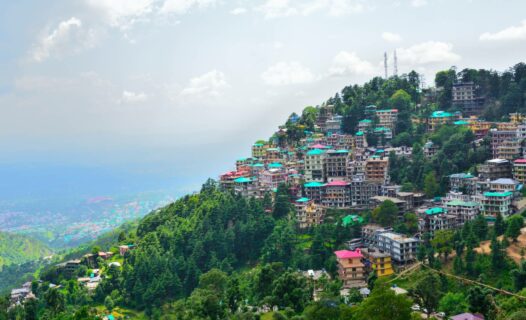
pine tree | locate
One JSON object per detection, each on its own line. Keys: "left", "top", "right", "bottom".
{"left": 494, "top": 213, "right": 505, "bottom": 236}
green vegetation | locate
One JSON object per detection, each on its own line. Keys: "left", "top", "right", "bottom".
{"left": 0, "top": 231, "right": 51, "bottom": 269}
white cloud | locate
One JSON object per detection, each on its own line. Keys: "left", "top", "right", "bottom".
{"left": 87, "top": 0, "right": 155, "bottom": 29}
{"left": 396, "top": 41, "right": 460, "bottom": 65}
{"left": 257, "top": 0, "right": 367, "bottom": 19}
{"left": 230, "top": 7, "right": 247, "bottom": 15}
{"left": 160, "top": 0, "right": 217, "bottom": 14}
{"left": 121, "top": 90, "right": 148, "bottom": 103}
{"left": 261, "top": 61, "right": 316, "bottom": 86}
{"left": 411, "top": 0, "right": 427, "bottom": 7}
{"left": 329, "top": 51, "right": 376, "bottom": 76}
{"left": 181, "top": 70, "right": 229, "bottom": 96}
{"left": 31, "top": 17, "right": 97, "bottom": 62}
{"left": 381, "top": 31, "right": 402, "bottom": 43}
{"left": 480, "top": 20, "right": 526, "bottom": 41}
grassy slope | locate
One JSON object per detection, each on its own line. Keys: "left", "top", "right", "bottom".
{"left": 0, "top": 231, "right": 52, "bottom": 269}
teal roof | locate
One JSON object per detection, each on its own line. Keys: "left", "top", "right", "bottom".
{"left": 253, "top": 143, "right": 264, "bottom": 147}
{"left": 296, "top": 197, "right": 310, "bottom": 203}
{"left": 252, "top": 163, "right": 264, "bottom": 167}
{"left": 425, "top": 207, "right": 446, "bottom": 215}
{"left": 356, "top": 131, "right": 364, "bottom": 136}
{"left": 484, "top": 191, "right": 513, "bottom": 197}
{"left": 376, "top": 109, "right": 396, "bottom": 112}
{"left": 237, "top": 157, "right": 248, "bottom": 162}
{"left": 267, "top": 147, "right": 279, "bottom": 151}
{"left": 234, "top": 177, "right": 252, "bottom": 183}
{"left": 304, "top": 181, "right": 325, "bottom": 188}
{"left": 446, "top": 200, "right": 479, "bottom": 207}
{"left": 376, "top": 149, "right": 385, "bottom": 153}
{"left": 359, "top": 119, "right": 372, "bottom": 123}
{"left": 268, "top": 162, "right": 283, "bottom": 168}
{"left": 454, "top": 120, "right": 469, "bottom": 125}
{"left": 307, "top": 149, "right": 324, "bottom": 156}
{"left": 336, "top": 149, "right": 349, "bottom": 153}
{"left": 342, "top": 214, "right": 364, "bottom": 227}
{"left": 374, "top": 127, "right": 391, "bottom": 132}
{"left": 430, "top": 111, "right": 454, "bottom": 118}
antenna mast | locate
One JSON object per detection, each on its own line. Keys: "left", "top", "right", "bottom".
{"left": 384, "top": 52, "right": 388, "bottom": 79}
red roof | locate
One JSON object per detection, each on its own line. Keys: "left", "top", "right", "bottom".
{"left": 514, "top": 159, "right": 526, "bottom": 164}
{"left": 325, "top": 180, "right": 349, "bottom": 187}
{"left": 310, "top": 143, "right": 327, "bottom": 149}
{"left": 335, "top": 249, "right": 363, "bottom": 259}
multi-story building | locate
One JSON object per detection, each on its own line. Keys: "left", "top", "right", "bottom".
{"left": 489, "top": 178, "right": 519, "bottom": 193}
{"left": 304, "top": 181, "right": 324, "bottom": 204}
{"left": 326, "top": 115, "right": 343, "bottom": 134}
{"left": 358, "top": 119, "right": 373, "bottom": 131}
{"left": 481, "top": 191, "right": 513, "bottom": 217}
{"left": 219, "top": 170, "right": 250, "bottom": 191}
{"left": 467, "top": 118, "right": 491, "bottom": 139}
{"left": 259, "top": 169, "right": 287, "bottom": 190}
{"left": 477, "top": 159, "right": 512, "bottom": 180}
{"left": 376, "top": 109, "right": 398, "bottom": 132}
{"left": 423, "top": 141, "right": 438, "bottom": 158}
{"left": 510, "top": 112, "right": 526, "bottom": 124}
{"left": 362, "top": 224, "right": 390, "bottom": 246}
{"left": 325, "top": 149, "right": 349, "bottom": 181}
{"left": 233, "top": 177, "right": 257, "bottom": 198}
{"left": 427, "top": 111, "right": 462, "bottom": 131}
{"left": 322, "top": 180, "right": 351, "bottom": 208}
{"left": 513, "top": 158, "right": 526, "bottom": 183}
{"left": 376, "top": 232, "right": 419, "bottom": 264}
{"left": 444, "top": 199, "right": 480, "bottom": 225}
{"left": 418, "top": 207, "right": 457, "bottom": 236}
{"left": 236, "top": 157, "right": 255, "bottom": 172}
{"left": 370, "top": 196, "right": 407, "bottom": 212}
{"left": 304, "top": 149, "right": 326, "bottom": 182}
{"left": 252, "top": 142, "right": 266, "bottom": 158}
{"left": 449, "top": 173, "right": 478, "bottom": 195}
{"left": 295, "top": 198, "right": 324, "bottom": 229}
{"left": 496, "top": 138, "right": 522, "bottom": 160}
{"left": 264, "top": 147, "right": 282, "bottom": 163}
{"left": 452, "top": 82, "right": 485, "bottom": 116}
{"left": 365, "top": 158, "right": 389, "bottom": 184}
{"left": 350, "top": 178, "right": 382, "bottom": 208}
{"left": 373, "top": 127, "right": 393, "bottom": 141}
{"left": 361, "top": 248, "right": 394, "bottom": 277}
{"left": 354, "top": 131, "right": 367, "bottom": 149}
{"left": 335, "top": 249, "right": 367, "bottom": 288}
{"left": 490, "top": 129, "right": 518, "bottom": 158}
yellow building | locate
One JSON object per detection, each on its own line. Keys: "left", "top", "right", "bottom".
{"left": 361, "top": 248, "right": 394, "bottom": 277}
{"left": 510, "top": 112, "right": 525, "bottom": 124}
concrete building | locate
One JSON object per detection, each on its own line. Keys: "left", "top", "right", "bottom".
{"left": 375, "top": 232, "right": 419, "bottom": 264}
{"left": 304, "top": 149, "right": 326, "bottom": 182}
{"left": 304, "top": 181, "right": 324, "bottom": 204}
{"left": 449, "top": 173, "right": 477, "bottom": 195}
{"left": 423, "top": 141, "right": 438, "bottom": 158}
{"left": 335, "top": 249, "right": 367, "bottom": 288}
{"left": 513, "top": 158, "right": 526, "bottom": 183}
{"left": 365, "top": 158, "right": 389, "bottom": 184}
{"left": 361, "top": 248, "right": 394, "bottom": 277}
{"left": 481, "top": 191, "right": 513, "bottom": 217}
{"left": 325, "top": 149, "right": 349, "bottom": 181}
{"left": 418, "top": 207, "right": 457, "bottom": 236}
{"left": 354, "top": 131, "right": 367, "bottom": 149}
{"left": 252, "top": 143, "right": 266, "bottom": 158}
{"left": 376, "top": 109, "right": 398, "bottom": 132}
{"left": 370, "top": 196, "right": 407, "bottom": 212}
{"left": 326, "top": 115, "right": 343, "bottom": 134}
{"left": 295, "top": 198, "right": 323, "bottom": 229}
{"left": 496, "top": 138, "right": 522, "bottom": 160}
{"left": 358, "top": 119, "right": 373, "bottom": 131}
{"left": 362, "top": 224, "right": 390, "bottom": 247}
{"left": 427, "top": 111, "right": 461, "bottom": 131}
{"left": 444, "top": 200, "right": 480, "bottom": 225}
{"left": 259, "top": 169, "right": 287, "bottom": 190}
{"left": 452, "top": 82, "right": 485, "bottom": 116}
{"left": 322, "top": 180, "right": 351, "bottom": 208}
{"left": 477, "top": 159, "right": 512, "bottom": 180}
{"left": 490, "top": 129, "right": 518, "bottom": 158}
{"left": 350, "top": 178, "right": 382, "bottom": 208}
{"left": 489, "top": 178, "right": 519, "bottom": 193}
{"left": 233, "top": 177, "right": 258, "bottom": 198}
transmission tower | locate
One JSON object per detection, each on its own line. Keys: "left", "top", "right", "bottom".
{"left": 393, "top": 50, "right": 398, "bottom": 77}
{"left": 384, "top": 52, "right": 388, "bottom": 79}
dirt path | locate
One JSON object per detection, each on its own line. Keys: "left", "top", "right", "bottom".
{"left": 475, "top": 227, "right": 526, "bottom": 264}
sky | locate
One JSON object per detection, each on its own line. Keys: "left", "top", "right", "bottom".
{"left": 1, "top": 0, "right": 526, "bottom": 196}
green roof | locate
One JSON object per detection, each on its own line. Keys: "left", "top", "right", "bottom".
{"left": 484, "top": 191, "right": 513, "bottom": 197}
{"left": 296, "top": 197, "right": 310, "bottom": 203}
{"left": 307, "top": 149, "right": 324, "bottom": 156}
{"left": 359, "top": 119, "right": 372, "bottom": 123}
{"left": 454, "top": 120, "right": 469, "bottom": 125}
{"left": 446, "top": 200, "right": 479, "bottom": 207}
{"left": 356, "top": 131, "right": 364, "bottom": 136}
{"left": 253, "top": 143, "right": 264, "bottom": 147}
{"left": 234, "top": 177, "right": 252, "bottom": 183}
{"left": 430, "top": 111, "right": 454, "bottom": 118}
{"left": 304, "top": 181, "right": 325, "bottom": 188}
{"left": 342, "top": 215, "right": 364, "bottom": 227}
{"left": 425, "top": 207, "right": 446, "bottom": 215}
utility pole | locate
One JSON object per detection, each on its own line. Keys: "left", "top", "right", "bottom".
{"left": 393, "top": 50, "right": 398, "bottom": 77}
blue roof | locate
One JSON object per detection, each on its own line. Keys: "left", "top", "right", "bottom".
{"left": 304, "top": 181, "right": 325, "bottom": 188}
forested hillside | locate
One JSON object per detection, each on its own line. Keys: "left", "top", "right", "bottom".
{"left": 4, "top": 63, "right": 526, "bottom": 319}
{"left": 0, "top": 232, "right": 51, "bottom": 270}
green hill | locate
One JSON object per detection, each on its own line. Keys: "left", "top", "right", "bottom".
{"left": 0, "top": 231, "right": 52, "bottom": 269}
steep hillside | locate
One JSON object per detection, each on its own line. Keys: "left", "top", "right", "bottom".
{"left": 0, "top": 231, "right": 52, "bottom": 269}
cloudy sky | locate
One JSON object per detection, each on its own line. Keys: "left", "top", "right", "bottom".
{"left": 1, "top": 0, "right": 526, "bottom": 192}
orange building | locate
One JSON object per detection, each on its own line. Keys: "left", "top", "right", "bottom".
{"left": 335, "top": 249, "right": 367, "bottom": 288}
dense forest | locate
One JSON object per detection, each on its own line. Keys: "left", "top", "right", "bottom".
{"left": 0, "top": 232, "right": 51, "bottom": 270}
{"left": 3, "top": 63, "right": 526, "bottom": 319}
